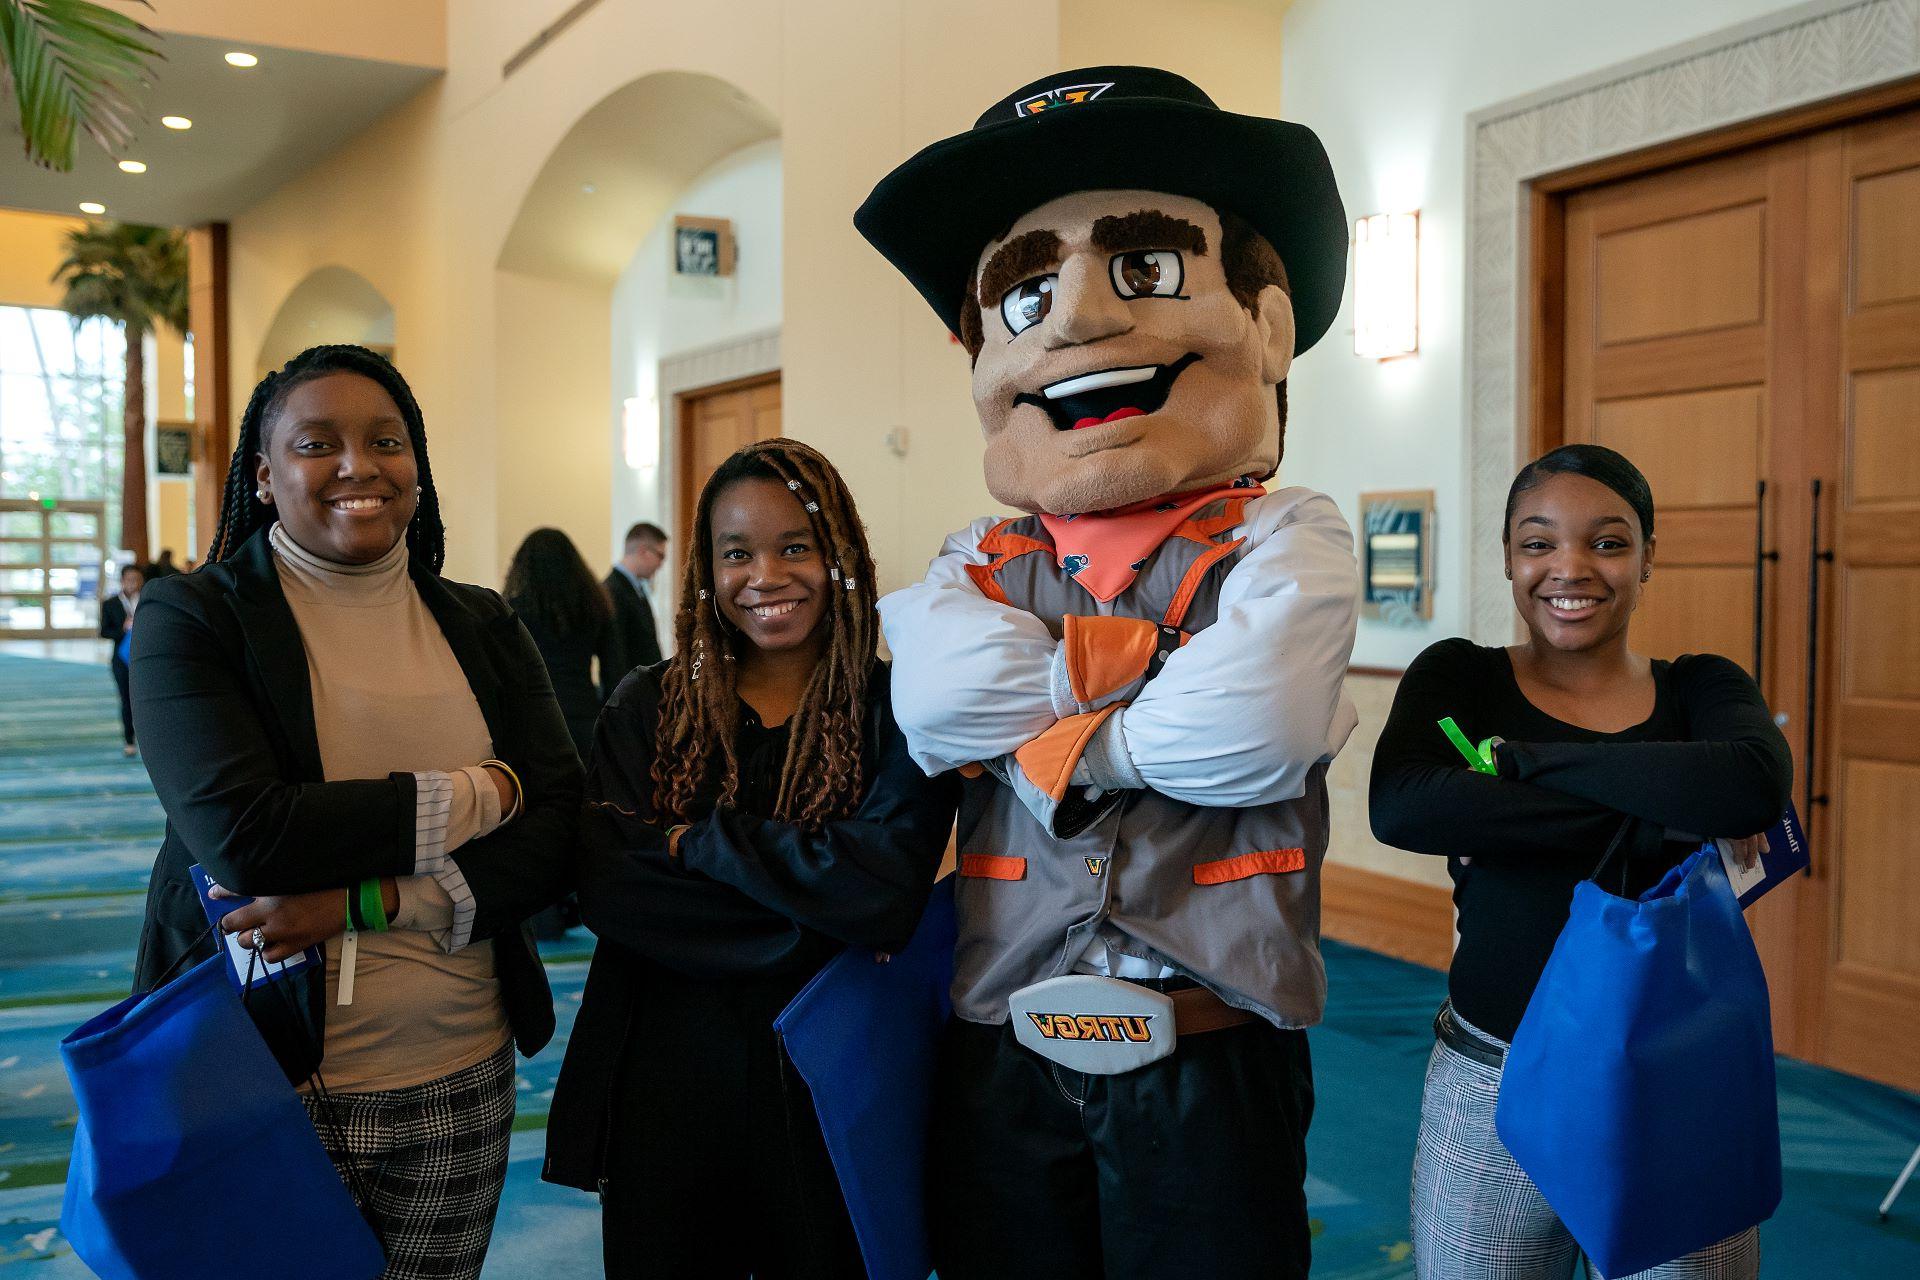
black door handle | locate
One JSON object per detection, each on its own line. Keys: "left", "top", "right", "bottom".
{"left": 1753, "top": 479, "right": 1777, "bottom": 683}
{"left": 1803, "top": 478, "right": 1833, "bottom": 865}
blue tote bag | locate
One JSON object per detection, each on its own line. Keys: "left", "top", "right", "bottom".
{"left": 1495, "top": 830, "right": 1781, "bottom": 1277}
{"left": 60, "top": 950, "right": 385, "bottom": 1280}
{"left": 775, "top": 877, "right": 956, "bottom": 1280}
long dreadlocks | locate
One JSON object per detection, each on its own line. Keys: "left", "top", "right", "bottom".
{"left": 652, "top": 438, "right": 878, "bottom": 830}
{"left": 205, "top": 344, "right": 447, "bottom": 572}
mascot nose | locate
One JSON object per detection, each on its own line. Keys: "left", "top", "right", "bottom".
{"left": 1046, "top": 259, "right": 1133, "bottom": 348}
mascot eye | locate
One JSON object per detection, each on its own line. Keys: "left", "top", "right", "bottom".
{"left": 1110, "top": 250, "right": 1184, "bottom": 299}
{"left": 1000, "top": 275, "right": 1056, "bottom": 335}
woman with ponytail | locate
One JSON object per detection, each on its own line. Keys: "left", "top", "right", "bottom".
{"left": 129, "top": 345, "right": 582, "bottom": 1280}
{"left": 544, "top": 438, "right": 958, "bottom": 1278}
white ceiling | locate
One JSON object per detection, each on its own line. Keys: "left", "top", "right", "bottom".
{"left": 0, "top": 31, "right": 439, "bottom": 227}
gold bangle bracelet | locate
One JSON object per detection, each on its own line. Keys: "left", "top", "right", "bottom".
{"left": 480, "top": 758, "right": 524, "bottom": 822}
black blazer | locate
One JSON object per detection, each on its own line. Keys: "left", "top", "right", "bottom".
{"left": 98, "top": 596, "right": 132, "bottom": 648}
{"left": 602, "top": 568, "right": 662, "bottom": 682}
{"left": 129, "top": 526, "right": 583, "bottom": 1079}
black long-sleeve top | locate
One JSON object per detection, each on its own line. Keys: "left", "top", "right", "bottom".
{"left": 542, "top": 659, "right": 960, "bottom": 1192}
{"left": 1369, "top": 639, "right": 1791, "bottom": 1042}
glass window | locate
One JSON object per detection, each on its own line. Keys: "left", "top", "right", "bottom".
{"left": 0, "top": 305, "right": 126, "bottom": 541}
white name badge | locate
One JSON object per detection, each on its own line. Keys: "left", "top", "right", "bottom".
{"left": 1008, "top": 974, "right": 1175, "bottom": 1075}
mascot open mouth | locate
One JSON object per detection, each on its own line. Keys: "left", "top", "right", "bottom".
{"left": 1013, "top": 353, "right": 1202, "bottom": 431}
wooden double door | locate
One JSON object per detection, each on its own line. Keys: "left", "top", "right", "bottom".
{"left": 1552, "top": 103, "right": 1920, "bottom": 1092}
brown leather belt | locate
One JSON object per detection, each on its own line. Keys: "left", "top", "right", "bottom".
{"left": 1169, "top": 985, "right": 1259, "bottom": 1035}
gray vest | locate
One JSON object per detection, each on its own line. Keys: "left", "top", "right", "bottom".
{"left": 951, "top": 498, "right": 1330, "bottom": 1029}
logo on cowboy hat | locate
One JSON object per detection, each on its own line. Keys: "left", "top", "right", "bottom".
{"left": 1014, "top": 81, "right": 1114, "bottom": 118}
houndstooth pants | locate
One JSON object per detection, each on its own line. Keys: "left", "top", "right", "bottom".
{"left": 301, "top": 1041, "right": 517, "bottom": 1280}
{"left": 1410, "top": 1008, "right": 1760, "bottom": 1280}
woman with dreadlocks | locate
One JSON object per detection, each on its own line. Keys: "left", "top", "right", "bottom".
{"left": 128, "top": 344, "right": 582, "bottom": 1280}
{"left": 544, "top": 438, "right": 959, "bottom": 1279}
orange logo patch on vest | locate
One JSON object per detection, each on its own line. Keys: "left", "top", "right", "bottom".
{"left": 1014, "top": 82, "right": 1114, "bottom": 118}
{"left": 1086, "top": 857, "right": 1106, "bottom": 877}
{"left": 1025, "top": 1012, "right": 1156, "bottom": 1042}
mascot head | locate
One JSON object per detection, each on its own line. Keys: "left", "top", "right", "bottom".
{"left": 857, "top": 67, "right": 1347, "bottom": 516}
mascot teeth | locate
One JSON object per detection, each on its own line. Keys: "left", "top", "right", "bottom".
{"left": 1043, "top": 366, "right": 1159, "bottom": 399}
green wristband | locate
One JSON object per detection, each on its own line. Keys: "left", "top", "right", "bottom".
{"left": 357, "top": 878, "right": 390, "bottom": 933}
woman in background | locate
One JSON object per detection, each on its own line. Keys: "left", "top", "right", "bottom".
{"left": 544, "top": 437, "right": 958, "bottom": 1280}
{"left": 504, "top": 526, "right": 618, "bottom": 759}
{"left": 1370, "top": 444, "right": 1789, "bottom": 1280}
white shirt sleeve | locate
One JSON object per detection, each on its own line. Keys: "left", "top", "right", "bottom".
{"left": 1102, "top": 488, "right": 1360, "bottom": 808}
{"left": 877, "top": 517, "right": 1064, "bottom": 775}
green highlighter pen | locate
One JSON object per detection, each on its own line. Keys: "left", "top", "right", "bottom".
{"left": 1437, "top": 717, "right": 1500, "bottom": 775}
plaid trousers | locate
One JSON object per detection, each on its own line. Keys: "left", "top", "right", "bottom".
{"left": 1410, "top": 1007, "right": 1760, "bottom": 1280}
{"left": 302, "top": 1040, "right": 517, "bottom": 1280}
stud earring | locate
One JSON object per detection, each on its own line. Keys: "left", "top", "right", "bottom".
{"left": 256, "top": 489, "right": 272, "bottom": 505}
{"left": 413, "top": 484, "right": 422, "bottom": 495}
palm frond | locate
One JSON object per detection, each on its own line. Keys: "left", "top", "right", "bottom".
{"left": 0, "top": 0, "right": 161, "bottom": 171}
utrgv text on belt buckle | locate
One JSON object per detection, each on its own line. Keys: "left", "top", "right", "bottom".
{"left": 1008, "top": 974, "right": 1176, "bottom": 1074}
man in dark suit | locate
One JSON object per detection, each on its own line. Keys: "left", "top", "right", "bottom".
{"left": 603, "top": 521, "right": 666, "bottom": 684}
{"left": 98, "top": 563, "right": 143, "bottom": 755}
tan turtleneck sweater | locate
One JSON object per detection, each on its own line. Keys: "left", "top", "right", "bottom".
{"left": 270, "top": 523, "right": 511, "bottom": 1092}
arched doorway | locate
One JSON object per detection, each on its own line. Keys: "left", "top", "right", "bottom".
{"left": 493, "top": 72, "right": 780, "bottom": 624}
{"left": 255, "top": 265, "right": 397, "bottom": 379}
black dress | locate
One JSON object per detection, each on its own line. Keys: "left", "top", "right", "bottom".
{"left": 1369, "top": 639, "right": 1792, "bottom": 1042}
{"left": 543, "top": 660, "right": 959, "bottom": 1280}
{"left": 509, "top": 601, "right": 617, "bottom": 760}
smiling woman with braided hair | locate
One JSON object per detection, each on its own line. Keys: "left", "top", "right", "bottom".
{"left": 544, "top": 438, "right": 959, "bottom": 1279}
{"left": 128, "top": 344, "right": 581, "bottom": 1280}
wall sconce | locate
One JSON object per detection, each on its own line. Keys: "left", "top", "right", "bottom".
{"left": 1353, "top": 211, "right": 1419, "bottom": 360}
{"left": 623, "top": 395, "right": 660, "bottom": 470}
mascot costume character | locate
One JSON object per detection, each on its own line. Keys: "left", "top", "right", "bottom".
{"left": 858, "top": 67, "right": 1360, "bottom": 1280}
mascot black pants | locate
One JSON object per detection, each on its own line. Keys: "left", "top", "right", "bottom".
{"left": 930, "top": 1012, "right": 1314, "bottom": 1280}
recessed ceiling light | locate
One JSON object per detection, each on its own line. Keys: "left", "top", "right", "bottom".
{"left": 582, "top": 183, "right": 597, "bottom": 195}
{"left": 79, "top": 202, "right": 106, "bottom": 215}
{"left": 117, "top": 160, "right": 147, "bottom": 174}
{"left": 224, "top": 51, "right": 258, "bottom": 68}
{"left": 161, "top": 115, "right": 192, "bottom": 130}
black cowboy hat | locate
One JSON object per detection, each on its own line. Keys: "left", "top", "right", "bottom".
{"left": 855, "top": 65, "right": 1348, "bottom": 355}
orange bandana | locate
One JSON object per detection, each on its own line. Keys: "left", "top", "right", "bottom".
{"left": 1037, "top": 479, "right": 1254, "bottom": 603}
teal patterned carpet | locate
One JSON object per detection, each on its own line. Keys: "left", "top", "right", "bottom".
{"left": 0, "top": 651, "right": 1916, "bottom": 1277}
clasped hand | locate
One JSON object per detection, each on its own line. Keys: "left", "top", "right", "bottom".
{"left": 211, "top": 884, "right": 346, "bottom": 964}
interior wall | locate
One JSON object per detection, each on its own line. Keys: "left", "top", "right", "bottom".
{"left": 608, "top": 140, "right": 783, "bottom": 574}
{"left": 493, "top": 270, "right": 612, "bottom": 576}
{"left": 0, "top": 210, "right": 87, "bottom": 306}
{"left": 1060, "top": 0, "right": 1285, "bottom": 116}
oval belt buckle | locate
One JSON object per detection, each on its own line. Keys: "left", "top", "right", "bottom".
{"left": 1008, "top": 974, "right": 1177, "bottom": 1075}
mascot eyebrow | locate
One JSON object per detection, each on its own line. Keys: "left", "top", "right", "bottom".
{"left": 1091, "top": 210, "right": 1208, "bottom": 256}
{"left": 977, "top": 229, "right": 1065, "bottom": 308}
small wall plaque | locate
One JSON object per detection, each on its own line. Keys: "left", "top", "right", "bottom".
{"left": 1360, "top": 489, "right": 1435, "bottom": 624}
{"left": 673, "top": 216, "right": 736, "bottom": 277}
{"left": 155, "top": 422, "right": 194, "bottom": 476}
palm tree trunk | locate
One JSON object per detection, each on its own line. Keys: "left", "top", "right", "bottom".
{"left": 121, "top": 326, "right": 149, "bottom": 563}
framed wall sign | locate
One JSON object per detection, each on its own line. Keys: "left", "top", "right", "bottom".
{"left": 155, "top": 422, "right": 194, "bottom": 476}
{"left": 673, "top": 216, "right": 736, "bottom": 277}
{"left": 1360, "top": 489, "right": 1435, "bottom": 624}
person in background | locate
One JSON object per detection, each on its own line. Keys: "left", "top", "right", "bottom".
{"left": 505, "top": 526, "right": 618, "bottom": 759}
{"left": 98, "top": 563, "right": 142, "bottom": 756}
{"left": 505, "top": 525, "right": 617, "bottom": 939}
{"left": 543, "top": 438, "right": 958, "bottom": 1279}
{"left": 604, "top": 521, "right": 666, "bottom": 681}
{"left": 143, "top": 548, "right": 180, "bottom": 579}
{"left": 130, "top": 344, "right": 581, "bottom": 1280}
{"left": 1369, "top": 443, "right": 1790, "bottom": 1280}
